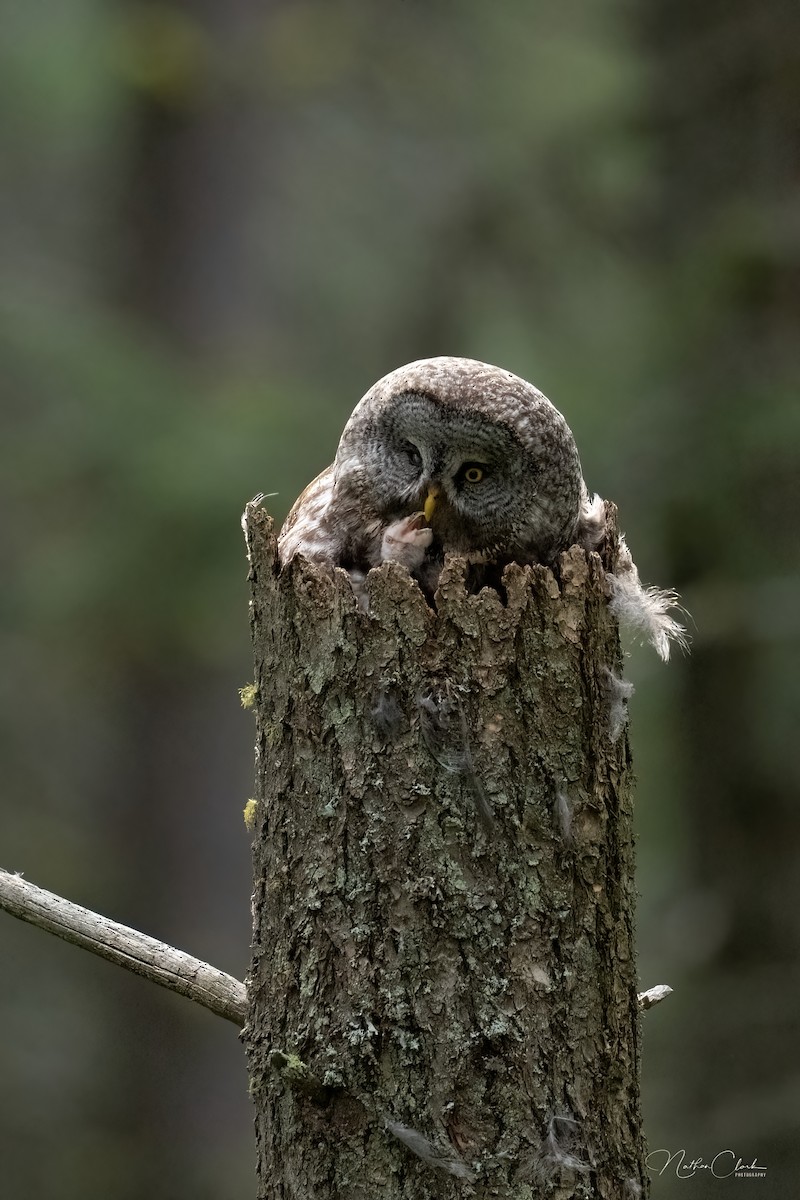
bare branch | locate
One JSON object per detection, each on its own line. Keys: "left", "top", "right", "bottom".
{"left": 0, "top": 868, "right": 247, "bottom": 1027}
{"left": 1, "top": 864, "right": 671, "bottom": 1030}
{"left": 637, "top": 983, "right": 673, "bottom": 1011}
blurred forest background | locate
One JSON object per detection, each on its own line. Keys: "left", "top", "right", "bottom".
{"left": 1, "top": 1, "right": 798, "bottom": 1197}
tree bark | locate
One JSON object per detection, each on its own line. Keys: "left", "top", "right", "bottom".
{"left": 243, "top": 502, "right": 648, "bottom": 1199}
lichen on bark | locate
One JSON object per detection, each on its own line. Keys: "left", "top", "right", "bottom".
{"left": 243, "top": 502, "right": 648, "bottom": 1199}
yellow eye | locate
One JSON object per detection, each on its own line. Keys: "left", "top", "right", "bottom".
{"left": 463, "top": 465, "right": 485, "bottom": 483}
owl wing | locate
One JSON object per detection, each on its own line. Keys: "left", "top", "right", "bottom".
{"left": 278, "top": 463, "right": 387, "bottom": 575}
{"left": 278, "top": 458, "right": 434, "bottom": 601}
{"left": 277, "top": 464, "right": 339, "bottom": 565}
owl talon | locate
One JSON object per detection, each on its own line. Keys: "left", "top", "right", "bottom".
{"left": 381, "top": 513, "right": 433, "bottom": 570}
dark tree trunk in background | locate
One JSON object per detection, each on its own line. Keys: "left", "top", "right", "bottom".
{"left": 646, "top": 0, "right": 800, "bottom": 1178}
{"left": 107, "top": 2, "right": 277, "bottom": 1192}
{"left": 243, "top": 505, "right": 648, "bottom": 1199}
{"left": 121, "top": 0, "right": 274, "bottom": 359}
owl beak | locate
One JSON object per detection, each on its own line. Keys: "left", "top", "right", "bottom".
{"left": 423, "top": 486, "right": 441, "bottom": 523}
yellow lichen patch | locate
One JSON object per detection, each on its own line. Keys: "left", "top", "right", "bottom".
{"left": 239, "top": 683, "right": 258, "bottom": 709}
{"left": 243, "top": 798, "right": 258, "bottom": 831}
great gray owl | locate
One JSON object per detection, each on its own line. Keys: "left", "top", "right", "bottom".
{"left": 278, "top": 356, "right": 686, "bottom": 659}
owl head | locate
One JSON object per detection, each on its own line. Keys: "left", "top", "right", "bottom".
{"left": 333, "top": 357, "right": 584, "bottom": 564}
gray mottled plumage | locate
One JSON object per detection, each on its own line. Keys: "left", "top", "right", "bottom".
{"left": 279, "top": 357, "right": 686, "bottom": 659}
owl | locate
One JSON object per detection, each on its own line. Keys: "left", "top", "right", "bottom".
{"left": 278, "top": 357, "right": 685, "bottom": 660}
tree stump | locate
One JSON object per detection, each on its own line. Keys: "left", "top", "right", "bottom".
{"left": 242, "top": 502, "right": 647, "bottom": 1199}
